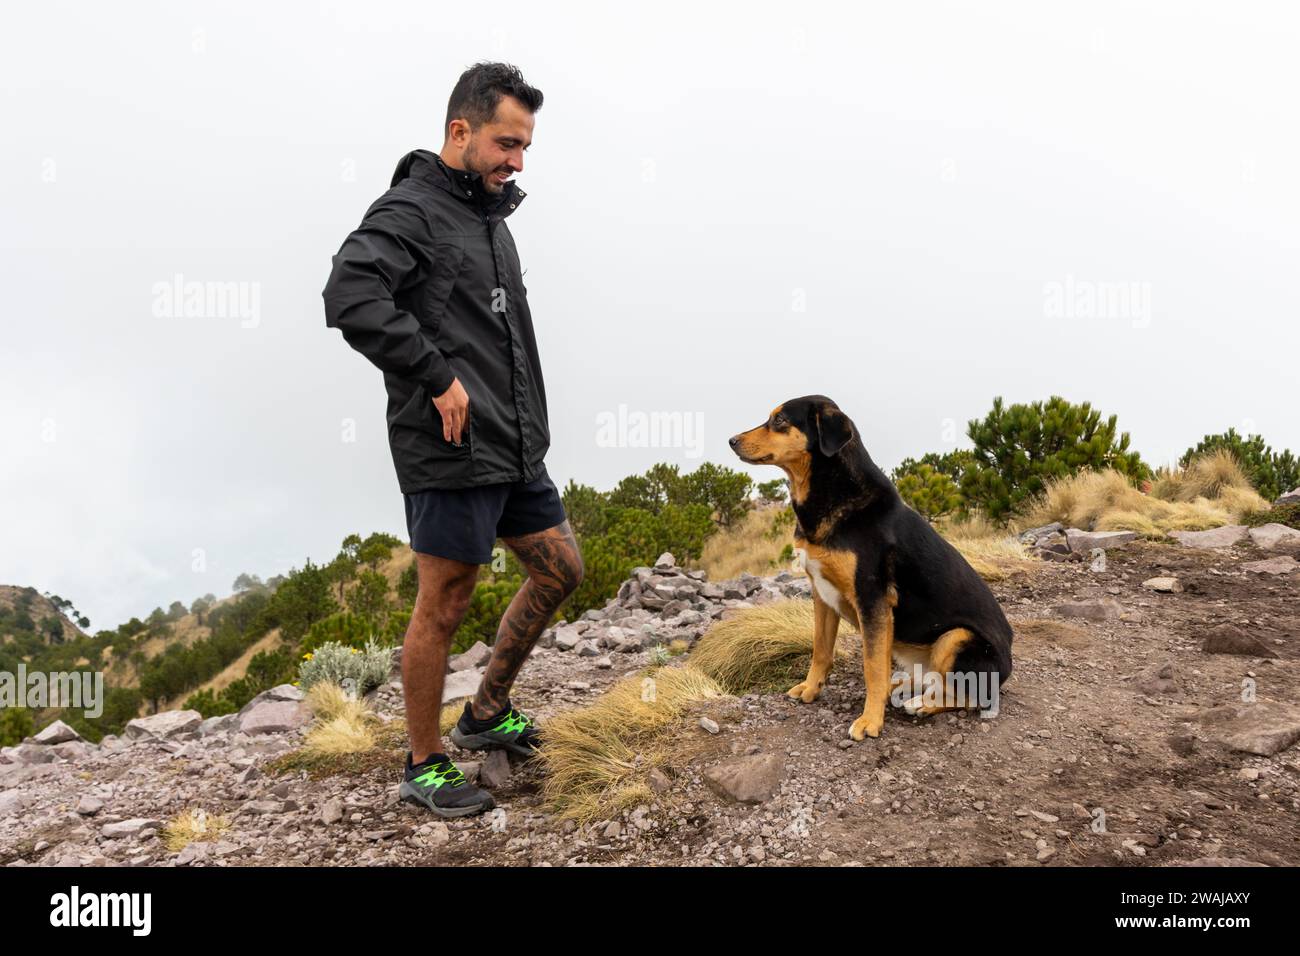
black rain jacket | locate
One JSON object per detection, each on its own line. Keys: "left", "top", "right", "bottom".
{"left": 323, "top": 149, "right": 550, "bottom": 492}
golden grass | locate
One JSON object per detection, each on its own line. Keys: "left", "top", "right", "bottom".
{"left": 301, "top": 683, "right": 379, "bottom": 756}
{"left": 1151, "top": 449, "right": 1260, "bottom": 503}
{"left": 1020, "top": 455, "right": 1269, "bottom": 538}
{"left": 440, "top": 702, "right": 462, "bottom": 736}
{"left": 162, "top": 808, "right": 230, "bottom": 852}
{"left": 689, "top": 599, "right": 857, "bottom": 694}
{"left": 696, "top": 504, "right": 796, "bottom": 581}
{"left": 271, "top": 718, "right": 408, "bottom": 780}
{"left": 936, "top": 515, "right": 1036, "bottom": 581}
{"left": 538, "top": 664, "right": 728, "bottom": 820}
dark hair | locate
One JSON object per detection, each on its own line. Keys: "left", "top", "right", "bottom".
{"left": 444, "top": 62, "right": 543, "bottom": 135}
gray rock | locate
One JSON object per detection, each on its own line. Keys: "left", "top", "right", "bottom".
{"left": 320, "top": 796, "right": 344, "bottom": 824}
{"left": 1065, "top": 529, "right": 1137, "bottom": 552}
{"left": 575, "top": 640, "right": 600, "bottom": 658}
{"left": 441, "top": 667, "right": 482, "bottom": 703}
{"left": 655, "top": 552, "right": 676, "bottom": 568}
{"left": 238, "top": 700, "right": 310, "bottom": 735}
{"left": 1136, "top": 662, "right": 1180, "bottom": 696}
{"left": 699, "top": 717, "right": 720, "bottom": 735}
{"left": 1168, "top": 525, "right": 1248, "bottom": 549}
{"left": 237, "top": 684, "right": 305, "bottom": 716}
{"left": 479, "top": 749, "right": 512, "bottom": 788}
{"left": 1019, "top": 522, "right": 1064, "bottom": 545}
{"left": 1199, "top": 702, "right": 1300, "bottom": 756}
{"left": 1275, "top": 487, "right": 1300, "bottom": 507}
{"left": 1248, "top": 523, "right": 1300, "bottom": 549}
{"left": 449, "top": 641, "right": 491, "bottom": 671}
{"left": 1055, "top": 598, "right": 1123, "bottom": 622}
{"left": 0, "top": 790, "right": 25, "bottom": 818}
{"left": 1141, "top": 576, "right": 1183, "bottom": 593}
{"left": 1202, "top": 625, "right": 1272, "bottom": 657}
{"left": 75, "top": 795, "right": 104, "bottom": 816}
{"left": 1241, "top": 555, "right": 1299, "bottom": 575}
{"left": 199, "top": 714, "right": 239, "bottom": 737}
{"left": 124, "top": 710, "right": 203, "bottom": 742}
{"left": 554, "top": 628, "right": 582, "bottom": 652}
{"left": 101, "top": 818, "right": 162, "bottom": 839}
{"left": 703, "top": 753, "right": 783, "bottom": 803}
{"left": 175, "top": 841, "right": 211, "bottom": 866}
{"left": 31, "top": 720, "right": 81, "bottom": 745}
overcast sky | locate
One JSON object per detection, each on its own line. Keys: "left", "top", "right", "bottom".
{"left": 3, "top": 1, "right": 1298, "bottom": 630}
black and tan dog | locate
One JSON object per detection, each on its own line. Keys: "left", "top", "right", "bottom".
{"left": 729, "top": 395, "right": 1013, "bottom": 740}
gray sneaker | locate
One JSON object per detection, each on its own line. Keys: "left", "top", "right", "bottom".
{"left": 398, "top": 753, "right": 495, "bottom": 818}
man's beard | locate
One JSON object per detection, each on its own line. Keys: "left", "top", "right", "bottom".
{"left": 463, "top": 141, "right": 508, "bottom": 194}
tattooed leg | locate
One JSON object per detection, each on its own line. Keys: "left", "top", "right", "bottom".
{"left": 471, "top": 520, "right": 584, "bottom": 720}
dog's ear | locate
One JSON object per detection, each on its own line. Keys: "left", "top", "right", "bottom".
{"left": 815, "top": 406, "right": 853, "bottom": 457}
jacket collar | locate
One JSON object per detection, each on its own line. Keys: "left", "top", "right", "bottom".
{"left": 394, "top": 148, "right": 526, "bottom": 219}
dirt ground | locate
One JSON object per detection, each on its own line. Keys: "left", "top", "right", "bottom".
{"left": 367, "top": 536, "right": 1300, "bottom": 867}
{"left": 4, "top": 536, "right": 1296, "bottom": 868}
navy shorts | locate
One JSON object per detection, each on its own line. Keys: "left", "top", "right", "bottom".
{"left": 403, "top": 466, "right": 568, "bottom": 565}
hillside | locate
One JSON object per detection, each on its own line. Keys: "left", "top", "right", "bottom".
{"left": 2, "top": 525, "right": 1298, "bottom": 867}
{"left": 0, "top": 585, "right": 89, "bottom": 651}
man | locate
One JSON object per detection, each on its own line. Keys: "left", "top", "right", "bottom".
{"left": 323, "top": 62, "right": 583, "bottom": 818}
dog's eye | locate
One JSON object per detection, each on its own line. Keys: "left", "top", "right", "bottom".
{"left": 771, "top": 415, "right": 787, "bottom": 429}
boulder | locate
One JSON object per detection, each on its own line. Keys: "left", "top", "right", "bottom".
{"left": 1248, "top": 523, "right": 1300, "bottom": 549}
{"left": 238, "top": 700, "right": 311, "bottom": 735}
{"left": 124, "top": 710, "right": 202, "bottom": 742}
{"left": 101, "top": 818, "right": 162, "bottom": 839}
{"left": 703, "top": 754, "right": 783, "bottom": 804}
{"left": 1136, "top": 662, "right": 1181, "bottom": 696}
{"left": 1065, "top": 529, "right": 1137, "bottom": 553}
{"left": 1055, "top": 598, "right": 1123, "bottom": 622}
{"left": 1141, "top": 576, "right": 1183, "bottom": 593}
{"left": 1202, "top": 625, "right": 1272, "bottom": 657}
{"left": 441, "top": 667, "right": 482, "bottom": 703}
{"left": 1168, "top": 525, "right": 1248, "bottom": 549}
{"left": 1241, "top": 555, "right": 1299, "bottom": 575}
{"left": 449, "top": 641, "right": 491, "bottom": 671}
{"left": 30, "top": 720, "right": 81, "bottom": 745}
{"left": 238, "top": 684, "right": 304, "bottom": 715}
{"left": 1198, "top": 702, "right": 1300, "bottom": 756}
{"left": 1275, "top": 487, "right": 1300, "bottom": 507}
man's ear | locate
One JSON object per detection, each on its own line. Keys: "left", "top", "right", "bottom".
{"left": 815, "top": 406, "right": 853, "bottom": 457}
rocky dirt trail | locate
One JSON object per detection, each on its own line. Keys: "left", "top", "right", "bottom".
{"left": 2, "top": 527, "right": 1297, "bottom": 868}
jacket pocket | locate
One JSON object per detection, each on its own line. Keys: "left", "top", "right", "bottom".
{"left": 424, "top": 386, "right": 474, "bottom": 461}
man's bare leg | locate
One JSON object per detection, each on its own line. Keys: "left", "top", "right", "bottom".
{"left": 470, "top": 520, "right": 583, "bottom": 720}
{"left": 403, "top": 552, "right": 479, "bottom": 764}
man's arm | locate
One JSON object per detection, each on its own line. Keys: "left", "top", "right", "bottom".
{"left": 323, "top": 194, "right": 469, "bottom": 440}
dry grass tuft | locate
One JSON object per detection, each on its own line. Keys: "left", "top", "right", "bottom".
{"left": 1021, "top": 456, "right": 1268, "bottom": 537}
{"left": 538, "top": 664, "right": 728, "bottom": 820}
{"left": 690, "top": 599, "right": 856, "bottom": 694}
{"left": 301, "top": 684, "right": 380, "bottom": 757}
{"left": 936, "top": 515, "right": 1036, "bottom": 581}
{"left": 162, "top": 808, "right": 230, "bottom": 852}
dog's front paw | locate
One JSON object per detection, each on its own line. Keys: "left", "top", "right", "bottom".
{"left": 786, "top": 680, "right": 822, "bottom": 703}
{"left": 848, "top": 714, "right": 883, "bottom": 740}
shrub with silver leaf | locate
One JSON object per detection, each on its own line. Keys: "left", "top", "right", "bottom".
{"left": 297, "top": 639, "right": 392, "bottom": 696}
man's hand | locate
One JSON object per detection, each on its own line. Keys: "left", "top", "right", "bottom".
{"left": 432, "top": 377, "right": 470, "bottom": 444}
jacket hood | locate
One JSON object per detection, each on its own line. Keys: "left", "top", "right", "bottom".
{"left": 390, "top": 149, "right": 441, "bottom": 188}
{"left": 390, "top": 149, "right": 526, "bottom": 215}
